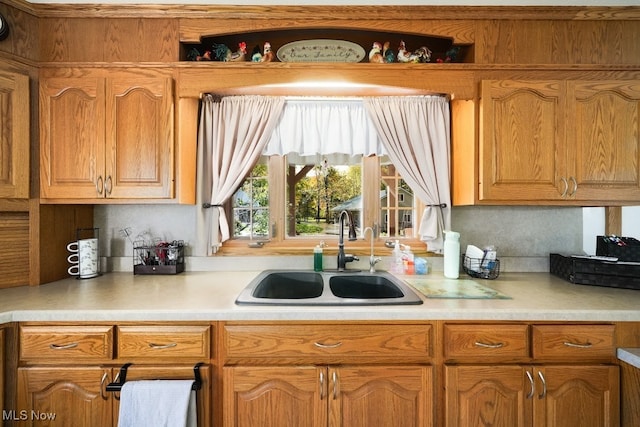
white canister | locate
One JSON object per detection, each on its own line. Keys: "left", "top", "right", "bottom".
{"left": 443, "top": 230, "right": 460, "bottom": 279}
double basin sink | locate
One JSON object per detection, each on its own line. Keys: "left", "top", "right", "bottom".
{"left": 236, "top": 270, "right": 424, "bottom": 306}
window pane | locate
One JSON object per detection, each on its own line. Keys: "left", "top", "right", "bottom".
{"left": 286, "top": 157, "right": 362, "bottom": 238}
{"left": 380, "top": 159, "right": 415, "bottom": 238}
{"left": 232, "top": 161, "right": 269, "bottom": 239}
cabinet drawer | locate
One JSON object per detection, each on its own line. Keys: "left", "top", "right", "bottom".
{"left": 532, "top": 324, "right": 615, "bottom": 361}
{"left": 224, "top": 323, "right": 431, "bottom": 361}
{"left": 444, "top": 324, "right": 529, "bottom": 359}
{"left": 20, "top": 325, "right": 114, "bottom": 362}
{"left": 117, "top": 325, "right": 211, "bottom": 359}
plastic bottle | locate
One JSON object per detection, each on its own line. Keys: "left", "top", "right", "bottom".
{"left": 390, "top": 240, "right": 403, "bottom": 274}
{"left": 403, "top": 245, "right": 415, "bottom": 275}
{"left": 313, "top": 245, "right": 323, "bottom": 272}
{"left": 443, "top": 230, "right": 461, "bottom": 279}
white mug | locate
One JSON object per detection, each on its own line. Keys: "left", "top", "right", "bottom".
{"left": 67, "top": 238, "right": 99, "bottom": 279}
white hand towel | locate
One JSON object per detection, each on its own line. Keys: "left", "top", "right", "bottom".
{"left": 118, "top": 380, "right": 197, "bottom": 427}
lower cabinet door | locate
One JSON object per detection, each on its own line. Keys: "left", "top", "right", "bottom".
{"left": 534, "top": 365, "right": 619, "bottom": 427}
{"left": 445, "top": 365, "right": 531, "bottom": 427}
{"left": 16, "top": 366, "right": 113, "bottom": 427}
{"left": 331, "top": 365, "right": 433, "bottom": 427}
{"left": 223, "top": 366, "right": 327, "bottom": 427}
{"left": 445, "top": 364, "right": 620, "bottom": 427}
{"left": 223, "top": 365, "right": 432, "bottom": 427}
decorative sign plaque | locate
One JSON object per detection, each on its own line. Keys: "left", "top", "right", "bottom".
{"left": 277, "top": 39, "right": 366, "bottom": 63}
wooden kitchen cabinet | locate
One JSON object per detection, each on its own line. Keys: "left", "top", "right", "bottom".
{"left": 565, "top": 80, "right": 640, "bottom": 203}
{"left": 222, "top": 322, "right": 434, "bottom": 427}
{"left": 0, "top": 71, "right": 30, "bottom": 199}
{"left": 39, "top": 69, "right": 174, "bottom": 202}
{"left": 443, "top": 323, "right": 619, "bottom": 427}
{"left": 224, "top": 365, "right": 432, "bottom": 427}
{"left": 17, "top": 366, "right": 114, "bottom": 427}
{"left": 16, "top": 323, "right": 212, "bottom": 426}
{"left": 479, "top": 80, "right": 564, "bottom": 203}
{"left": 477, "top": 79, "right": 640, "bottom": 205}
{"left": 446, "top": 364, "right": 618, "bottom": 427}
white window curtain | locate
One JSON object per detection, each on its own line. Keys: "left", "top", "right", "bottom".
{"left": 197, "top": 95, "right": 285, "bottom": 254}
{"left": 264, "top": 98, "right": 386, "bottom": 164}
{"left": 364, "top": 96, "right": 451, "bottom": 253}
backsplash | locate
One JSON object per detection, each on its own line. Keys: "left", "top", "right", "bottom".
{"left": 95, "top": 205, "right": 584, "bottom": 273}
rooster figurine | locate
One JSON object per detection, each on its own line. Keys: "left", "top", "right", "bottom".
{"left": 228, "top": 42, "right": 247, "bottom": 62}
{"left": 397, "top": 40, "right": 411, "bottom": 63}
{"left": 368, "top": 42, "right": 384, "bottom": 63}
{"left": 260, "top": 42, "right": 275, "bottom": 62}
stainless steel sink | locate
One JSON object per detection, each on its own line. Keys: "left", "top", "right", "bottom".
{"left": 236, "top": 270, "right": 423, "bottom": 306}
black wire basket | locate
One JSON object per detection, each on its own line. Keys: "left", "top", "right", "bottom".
{"left": 462, "top": 254, "right": 500, "bottom": 280}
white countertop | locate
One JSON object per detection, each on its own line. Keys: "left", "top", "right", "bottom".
{"left": 1, "top": 271, "right": 640, "bottom": 323}
{"left": 617, "top": 348, "right": 640, "bottom": 369}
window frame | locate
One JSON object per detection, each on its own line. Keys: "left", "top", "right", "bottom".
{"left": 220, "top": 155, "right": 428, "bottom": 256}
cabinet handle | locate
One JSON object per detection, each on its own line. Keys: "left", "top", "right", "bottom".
{"left": 96, "top": 175, "right": 104, "bottom": 195}
{"left": 560, "top": 177, "right": 569, "bottom": 197}
{"left": 525, "top": 370, "right": 535, "bottom": 399}
{"left": 569, "top": 176, "right": 578, "bottom": 196}
{"left": 537, "top": 370, "right": 547, "bottom": 399}
{"left": 319, "top": 371, "right": 325, "bottom": 400}
{"left": 563, "top": 341, "right": 592, "bottom": 348}
{"left": 105, "top": 175, "right": 113, "bottom": 196}
{"left": 314, "top": 341, "right": 343, "bottom": 349}
{"left": 100, "top": 372, "right": 109, "bottom": 400}
{"left": 474, "top": 341, "right": 504, "bottom": 349}
{"left": 331, "top": 370, "right": 339, "bottom": 400}
{"left": 49, "top": 342, "right": 79, "bottom": 350}
{"left": 148, "top": 342, "right": 178, "bottom": 349}
{"left": 113, "top": 371, "right": 122, "bottom": 401}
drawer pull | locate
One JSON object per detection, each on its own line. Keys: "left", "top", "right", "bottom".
{"left": 563, "top": 341, "right": 592, "bottom": 349}
{"left": 148, "top": 342, "right": 178, "bottom": 349}
{"left": 474, "top": 341, "right": 504, "bottom": 349}
{"left": 314, "top": 341, "right": 343, "bottom": 349}
{"left": 49, "top": 342, "right": 79, "bottom": 350}
{"left": 525, "top": 370, "right": 535, "bottom": 399}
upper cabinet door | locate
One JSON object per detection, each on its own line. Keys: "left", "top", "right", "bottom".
{"left": 40, "top": 76, "right": 106, "bottom": 199}
{"left": 0, "top": 71, "right": 30, "bottom": 199}
{"left": 105, "top": 76, "right": 174, "bottom": 199}
{"left": 566, "top": 81, "right": 640, "bottom": 203}
{"left": 479, "top": 80, "right": 565, "bottom": 202}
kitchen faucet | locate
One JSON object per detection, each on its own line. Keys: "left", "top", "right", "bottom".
{"left": 337, "top": 210, "right": 358, "bottom": 271}
{"left": 363, "top": 226, "right": 382, "bottom": 273}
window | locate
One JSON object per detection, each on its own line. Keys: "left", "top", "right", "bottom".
{"left": 232, "top": 160, "right": 269, "bottom": 240}
{"left": 228, "top": 154, "right": 424, "bottom": 254}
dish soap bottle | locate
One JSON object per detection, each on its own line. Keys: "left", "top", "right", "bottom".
{"left": 390, "top": 240, "right": 403, "bottom": 274}
{"left": 314, "top": 243, "right": 324, "bottom": 272}
{"left": 443, "top": 231, "right": 460, "bottom": 279}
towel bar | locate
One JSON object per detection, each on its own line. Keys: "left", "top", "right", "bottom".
{"left": 105, "top": 362, "right": 204, "bottom": 393}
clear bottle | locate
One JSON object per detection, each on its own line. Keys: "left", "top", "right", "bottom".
{"left": 313, "top": 244, "right": 323, "bottom": 272}
{"left": 443, "top": 230, "right": 461, "bottom": 279}
{"left": 390, "top": 240, "right": 403, "bottom": 274}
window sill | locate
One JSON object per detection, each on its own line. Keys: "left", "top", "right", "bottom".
{"left": 215, "top": 238, "right": 434, "bottom": 257}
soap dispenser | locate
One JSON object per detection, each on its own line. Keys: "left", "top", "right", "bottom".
{"left": 443, "top": 230, "right": 460, "bottom": 279}
{"left": 314, "top": 242, "right": 324, "bottom": 272}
